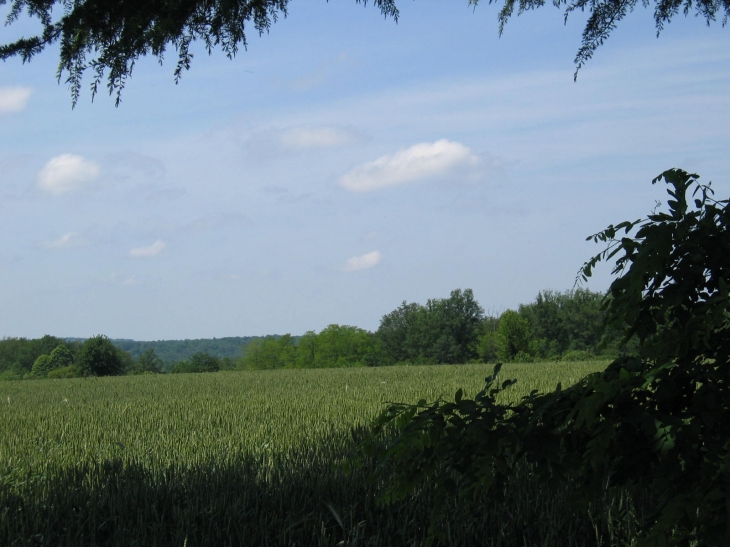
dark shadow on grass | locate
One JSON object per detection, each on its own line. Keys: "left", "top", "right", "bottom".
{"left": 1, "top": 429, "right": 654, "bottom": 547}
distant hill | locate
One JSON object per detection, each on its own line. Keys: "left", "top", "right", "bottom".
{"left": 66, "top": 336, "right": 292, "bottom": 364}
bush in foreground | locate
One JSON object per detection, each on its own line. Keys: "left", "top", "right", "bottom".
{"left": 366, "top": 169, "right": 730, "bottom": 545}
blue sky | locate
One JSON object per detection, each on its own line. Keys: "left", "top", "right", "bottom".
{"left": 1, "top": 1, "right": 729, "bottom": 340}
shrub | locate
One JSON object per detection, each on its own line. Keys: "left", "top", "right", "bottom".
{"left": 561, "top": 349, "right": 592, "bottom": 362}
{"left": 512, "top": 350, "right": 534, "bottom": 363}
{"left": 31, "top": 355, "right": 53, "bottom": 378}
{"left": 48, "top": 365, "right": 80, "bottom": 379}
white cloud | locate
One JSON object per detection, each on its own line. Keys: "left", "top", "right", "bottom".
{"left": 343, "top": 250, "right": 382, "bottom": 272}
{"left": 129, "top": 240, "right": 166, "bottom": 258}
{"left": 0, "top": 87, "right": 32, "bottom": 114}
{"left": 339, "top": 139, "right": 478, "bottom": 192}
{"left": 45, "top": 232, "right": 80, "bottom": 249}
{"left": 37, "top": 154, "right": 99, "bottom": 195}
{"left": 279, "top": 126, "right": 359, "bottom": 149}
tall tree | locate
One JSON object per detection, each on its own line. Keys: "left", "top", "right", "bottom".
{"left": 518, "top": 289, "right": 609, "bottom": 358}
{"left": 294, "top": 331, "right": 319, "bottom": 369}
{"left": 494, "top": 309, "right": 531, "bottom": 362}
{"left": 237, "top": 337, "right": 293, "bottom": 370}
{"left": 376, "top": 301, "right": 423, "bottom": 365}
{"left": 129, "top": 347, "right": 163, "bottom": 374}
{"left": 76, "top": 335, "right": 125, "bottom": 376}
{"left": 1, "top": 0, "right": 725, "bottom": 105}
{"left": 422, "top": 289, "right": 485, "bottom": 364}
{"left": 476, "top": 315, "right": 501, "bottom": 363}
{"left": 376, "top": 289, "right": 484, "bottom": 365}
{"left": 315, "top": 324, "right": 373, "bottom": 368}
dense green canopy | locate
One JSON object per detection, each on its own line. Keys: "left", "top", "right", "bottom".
{"left": 1, "top": 0, "right": 727, "bottom": 105}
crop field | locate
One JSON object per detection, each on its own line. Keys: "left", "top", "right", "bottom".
{"left": 1, "top": 362, "right": 649, "bottom": 546}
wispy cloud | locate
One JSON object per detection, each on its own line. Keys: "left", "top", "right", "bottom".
{"left": 143, "top": 186, "right": 186, "bottom": 204}
{"left": 129, "top": 240, "right": 166, "bottom": 258}
{"left": 121, "top": 275, "right": 140, "bottom": 286}
{"left": 37, "top": 154, "right": 99, "bottom": 195}
{"left": 287, "top": 52, "right": 355, "bottom": 91}
{"left": 103, "top": 273, "right": 141, "bottom": 286}
{"left": 279, "top": 125, "right": 360, "bottom": 149}
{"left": 105, "top": 151, "right": 166, "bottom": 180}
{"left": 0, "top": 86, "right": 32, "bottom": 114}
{"left": 44, "top": 232, "right": 81, "bottom": 249}
{"left": 246, "top": 125, "right": 362, "bottom": 158}
{"left": 183, "top": 213, "right": 248, "bottom": 233}
{"left": 343, "top": 250, "right": 382, "bottom": 272}
{"left": 339, "top": 140, "right": 478, "bottom": 192}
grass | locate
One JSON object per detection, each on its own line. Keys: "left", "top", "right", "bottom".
{"left": 1, "top": 361, "right": 649, "bottom": 546}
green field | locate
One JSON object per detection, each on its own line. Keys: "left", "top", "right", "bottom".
{"left": 2, "top": 362, "right": 648, "bottom": 546}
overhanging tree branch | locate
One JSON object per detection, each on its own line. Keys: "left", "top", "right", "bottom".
{"left": 1, "top": 0, "right": 727, "bottom": 105}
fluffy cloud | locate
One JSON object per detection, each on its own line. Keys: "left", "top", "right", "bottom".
{"left": 343, "top": 250, "right": 382, "bottom": 272}
{"left": 129, "top": 240, "right": 166, "bottom": 258}
{"left": 279, "top": 126, "right": 358, "bottom": 149}
{"left": 0, "top": 87, "right": 32, "bottom": 114}
{"left": 339, "top": 139, "right": 478, "bottom": 192}
{"left": 37, "top": 154, "right": 99, "bottom": 195}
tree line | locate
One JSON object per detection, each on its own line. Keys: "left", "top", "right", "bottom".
{"left": 107, "top": 336, "right": 268, "bottom": 363}
{"left": 238, "top": 287, "right": 634, "bottom": 371}
{"left": 0, "top": 287, "right": 631, "bottom": 380}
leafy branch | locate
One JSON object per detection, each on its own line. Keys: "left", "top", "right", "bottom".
{"left": 360, "top": 169, "right": 730, "bottom": 545}
{"left": 3, "top": 0, "right": 727, "bottom": 105}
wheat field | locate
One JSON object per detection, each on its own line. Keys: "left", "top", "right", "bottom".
{"left": 2, "top": 362, "right": 649, "bottom": 546}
